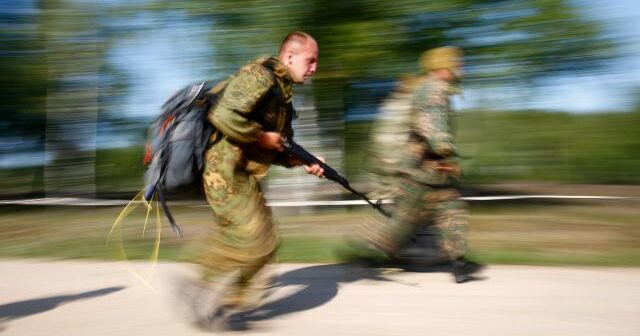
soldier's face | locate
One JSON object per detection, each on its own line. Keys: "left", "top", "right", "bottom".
{"left": 440, "top": 63, "right": 463, "bottom": 83}
{"left": 286, "top": 39, "right": 318, "bottom": 84}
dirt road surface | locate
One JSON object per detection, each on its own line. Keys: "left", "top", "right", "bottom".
{"left": 1, "top": 259, "right": 638, "bottom": 335}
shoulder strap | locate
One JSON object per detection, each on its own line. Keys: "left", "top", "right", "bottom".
{"left": 260, "top": 58, "right": 297, "bottom": 119}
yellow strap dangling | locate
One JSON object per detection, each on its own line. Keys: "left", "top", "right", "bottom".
{"left": 107, "top": 190, "right": 164, "bottom": 293}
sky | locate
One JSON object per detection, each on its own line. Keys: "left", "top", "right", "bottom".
{"left": 108, "top": 11, "right": 214, "bottom": 120}
{"left": 452, "top": 0, "right": 640, "bottom": 112}
{"left": 524, "top": 0, "right": 640, "bottom": 112}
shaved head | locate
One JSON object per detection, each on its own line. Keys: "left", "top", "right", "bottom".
{"left": 278, "top": 31, "right": 318, "bottom": 84}
{"left": 279, "top": 31, "right": 314, "bottom": 55}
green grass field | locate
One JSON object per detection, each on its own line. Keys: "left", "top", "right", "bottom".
{"left": 1, "top": 193, "right": 638, "bottom": 266}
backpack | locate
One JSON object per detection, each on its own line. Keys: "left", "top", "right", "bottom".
{"left": 142, "top": 59, "right": 281, "bottom": 237}
{"left": 142, "top": 80, "right": 223, "bottom": 236}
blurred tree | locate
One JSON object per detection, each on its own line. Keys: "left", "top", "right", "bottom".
{"left": 0, "top": 1, "right": 130, "bottom": 196}
{"left": 39, "top": 0, "right": 107, "bottom": 197}
{"left": 152, "top": 0, "right": 612, "bottom": 82}
{"left": 0, "top": 3, "right": 47, "bottom": 159}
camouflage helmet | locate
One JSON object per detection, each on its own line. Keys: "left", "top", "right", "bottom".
{"left": 419, "top": 46, "right": 463, "bottom": 73}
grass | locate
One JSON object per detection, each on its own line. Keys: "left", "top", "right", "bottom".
{"left": 0, "top": 195, "right": 639, "bottom": 266}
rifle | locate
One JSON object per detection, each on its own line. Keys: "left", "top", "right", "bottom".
{"left": 281, "top": 139, "right": 391, "bottom": 218}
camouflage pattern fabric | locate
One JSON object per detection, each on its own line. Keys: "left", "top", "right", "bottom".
{"left": 199, "top": 56, "right": 295, "bottom": 308}
{"left": 366, "top": 78, "right": 418, "bottom": 201}
{"left": 408, "top": 75, "right": 458, "bottom": 162}
{"left": 363, "top": 75, "right": 468, "bottom": 261}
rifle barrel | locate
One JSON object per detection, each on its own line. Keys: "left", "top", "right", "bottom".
{"left": 282, "top": 139, "right": 390, "bottom": 217}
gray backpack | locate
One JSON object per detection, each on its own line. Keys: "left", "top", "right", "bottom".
{"left": 142, "top": 80, "right": 222, "bottom": 236}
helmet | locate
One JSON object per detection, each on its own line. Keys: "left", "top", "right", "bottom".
{"left": 419, "top": 46, "right": 463, "bottom": 73}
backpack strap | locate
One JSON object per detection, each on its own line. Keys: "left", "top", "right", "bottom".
{"left": 258, "top": 58, "right": 297, "bottom": 122}
{"left": 157, "top": 185, "right": 183, "bottom": 238}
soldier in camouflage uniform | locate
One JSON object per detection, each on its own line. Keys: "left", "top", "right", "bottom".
{"left": 187, "top": 32, "right": 323, "bottom": 329}
{"left": 362, "top": 47, "right": 483, "bottom": 283}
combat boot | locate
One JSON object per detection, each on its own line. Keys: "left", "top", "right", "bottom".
{"left": 451, "top": 257, "right": 485, "bottom": 283}
{"left": 173, "top": 271, "right": 240, "bottom": 331}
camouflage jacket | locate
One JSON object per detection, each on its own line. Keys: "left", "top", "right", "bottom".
{"left": 410, "top": 75, "right": 457, "bottom": 157}
{"left": 366, "top": 75, "right": 459, "bottom": 195}
{"left": 402, "top": 75, "right": 459, "bottom": 185}
{"left": 207, "top": 56, "right": 297, "bottom": 176}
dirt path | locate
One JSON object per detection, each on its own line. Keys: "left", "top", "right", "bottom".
{"left": 1, "top": 259, "right": 638, "bottom": 336}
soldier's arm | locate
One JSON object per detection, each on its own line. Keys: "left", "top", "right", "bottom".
{"left": 209, "top": 66, "right": 274, "bottom": 144}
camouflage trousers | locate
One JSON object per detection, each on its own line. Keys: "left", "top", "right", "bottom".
{"left": 199, "top": 139, "right": 278, "bottom": 308}
{"left": 363, "top": 178, "right": 468, "bottom": 261}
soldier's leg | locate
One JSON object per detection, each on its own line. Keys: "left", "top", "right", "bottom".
{"left": 198, "top": 192, "right": 277, "bottom": 308}
{"left": 430, "top": 189, "right": 485, "bottom": 282}
{"left": 360, "top": 179, "right": 428, "bottom": 254}
{"left": 200, "top": 140, "right": 278, "bottom": 308}
{"left": 430, "top": 189, "right": 468, "bottom": 261}
{"left": 385, "top": 187, "right": 457, "bottom": 266}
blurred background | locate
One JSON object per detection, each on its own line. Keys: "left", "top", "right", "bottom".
{"left": 1, "top": 0, "right": 638, "bottom": 264}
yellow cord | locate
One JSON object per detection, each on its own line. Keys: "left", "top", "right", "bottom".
{"left": 107, "top": 190, "right": 163, "bottom": 293}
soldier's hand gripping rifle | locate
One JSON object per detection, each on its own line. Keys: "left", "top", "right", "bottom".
{"left": 281, "top": 138, "right": 391, "bottom": 218}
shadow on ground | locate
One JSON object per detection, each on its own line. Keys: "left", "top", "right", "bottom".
{"left": 228, "top": 262, "right": 485, "bottom": 331}
{"left": 0, "top": 286, "right": 126, "bottom": 331}
{"left": 228, "top": 263, "right": 392, "bottom": 330}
